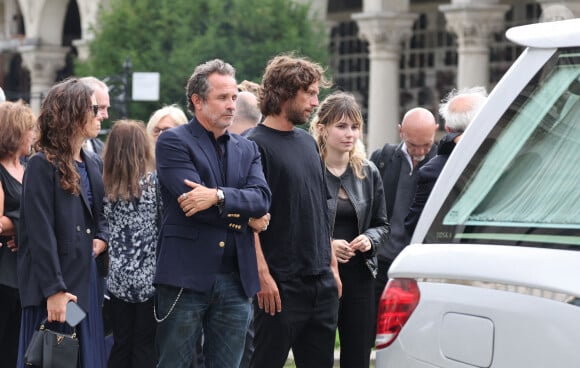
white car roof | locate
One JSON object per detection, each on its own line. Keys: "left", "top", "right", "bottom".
{"left": 506, "top": 18, "right": 580, "bottom": 48}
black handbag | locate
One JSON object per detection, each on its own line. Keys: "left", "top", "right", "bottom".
{"left": 23, "top": 328, "right": 44, "bottom": 367}
{"left": 23, "top": 318, "right": 79, "bottom": 368}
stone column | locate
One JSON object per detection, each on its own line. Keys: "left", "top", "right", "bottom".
{"left": 440, "top": 1, "right": 509, "bottom": 90}
{"left": 352, "top": 11, "right": 417, "bottom": 153}
{"left": 2, "top": 0, "right": 19, "bottom": 38}
{"left": 18, "top": 43, "right": 68, "bottom": 113}
{"left": 72, "top": 38, "right": 92, "bottom": 61}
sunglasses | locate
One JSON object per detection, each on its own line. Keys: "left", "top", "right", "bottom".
{"left": 92, "top": 105, "right": 99, "bottom": 117}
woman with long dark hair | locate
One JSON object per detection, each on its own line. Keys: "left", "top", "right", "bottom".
{"left": 17, "top": 78, "right": 109, "bottom": 368}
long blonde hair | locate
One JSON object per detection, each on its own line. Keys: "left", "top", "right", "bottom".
{"left": 103, "top": 120, "right": 155, "bottom": 201}
{"left": 310, "top": 91, "right": 367, "bottom": 179}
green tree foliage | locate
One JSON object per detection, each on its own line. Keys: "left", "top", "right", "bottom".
{"left": 75, "top": 0, "right": 329, "bottom": 125}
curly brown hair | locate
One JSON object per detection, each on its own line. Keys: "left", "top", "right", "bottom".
{"left": 0, "top": 100, "right": 36, "bottom": 160}
{"left": 103, "top": 119, "right": 155, "bottom": 202}
{"left": 259, "top": 53, "right": 331, "bottom": 117}
{"left": 36, "top": 78, "right": 94, "bottom": 195}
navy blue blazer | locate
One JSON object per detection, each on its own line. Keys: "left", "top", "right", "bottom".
{"left": 18, "top": 150, "right": 109, "bottom": 311}
{"left": 154, "top": 118, "right": 271, "bottom": 298}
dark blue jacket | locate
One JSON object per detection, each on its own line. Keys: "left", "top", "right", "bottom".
{"left": 18, "top": 150, "right": 109, "bottom": 311}
{"left": 405, "top": 132, "right": 461, "bottom": 236}
{"left": 370, "top": 142, "right": 437, "bottom": 260}
{"left": 154, "top": 118, "right": 271, "bottom": 298}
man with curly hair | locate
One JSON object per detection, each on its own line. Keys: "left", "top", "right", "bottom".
{"left": 246, "top": 54, "right": 341, "bottom": 368}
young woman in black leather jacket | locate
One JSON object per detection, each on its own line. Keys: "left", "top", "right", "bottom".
{"left": 311, "top": 91, "right": 390, "bottom": 368}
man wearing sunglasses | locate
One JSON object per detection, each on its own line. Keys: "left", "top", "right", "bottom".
{"left": 80, "top": 77, "right": 110, "bottom": 156}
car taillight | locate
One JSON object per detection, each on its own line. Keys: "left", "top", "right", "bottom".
{"left": 375, "top": 278, "right": 420, "bottom": 349}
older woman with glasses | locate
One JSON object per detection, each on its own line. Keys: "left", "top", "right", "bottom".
{"left": 17, "top": 78, "right": 110, "bottom": 368}
{"left": 146, "top": 104, "right": 188, "bottom": 143}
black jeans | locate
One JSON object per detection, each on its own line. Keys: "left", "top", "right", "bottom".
{"left": 251, "top": 272, "right": 339, "bottom": 368}
{"left": 337, "top": 263, "right": 375, "bottom": 368}
{"left": 107, "top": 294, "right": 156, "bottom": 368}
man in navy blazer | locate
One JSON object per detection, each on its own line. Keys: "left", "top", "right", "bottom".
{"left": 154, "top": 59, "right": 271, "bottom": 368}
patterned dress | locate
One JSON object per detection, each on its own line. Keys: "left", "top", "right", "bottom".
{"left": 104, "top": 172, "right": 161, "bottom": 368}
{"left": 104, "top": 172, "right": 160, "bottom": 303}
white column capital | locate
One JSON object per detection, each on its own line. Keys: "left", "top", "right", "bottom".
{"left": 18, "top": 43, "right": 69, "bottom": 85}
{"left": 18, "top": 43, "right": 69, "bottom": 113}
{"left": 352, "top": 11, "right": 417, "bottom": 56}
{"left": 440, "top": 3, "right": 509, "bottom": 49}
{"left": 72, "top": 38, "right": 92, "bottom": 61}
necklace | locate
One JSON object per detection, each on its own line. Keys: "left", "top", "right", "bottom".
{"left": 326, "top": 165, "right": 347, "bottom": 177}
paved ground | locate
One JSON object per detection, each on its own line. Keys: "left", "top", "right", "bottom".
{"left": 285, "top": 349, "right": 376, "bottom": 367}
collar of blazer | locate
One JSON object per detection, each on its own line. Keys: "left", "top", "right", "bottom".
{"left": 77, "top": 150, "right": 102, "bottom": 218}
{"left": 185, "top": 118, "right": 242, "bottom": 187}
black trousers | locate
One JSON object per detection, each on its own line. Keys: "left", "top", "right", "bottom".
{"left": 250, "top": 272, "right": 339, "bottom": 368}
{"left": 107, "top": 294, "right": 156, "bottom": 368}
{"left": 0, "top": 284, "right": 20, "bottom": 368}
{"left": 337, "top": 263, "right": 375, "bottom": 368}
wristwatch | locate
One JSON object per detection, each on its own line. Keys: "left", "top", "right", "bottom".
{"left": 216, "top": 188, "right": 225, "bottom": 206}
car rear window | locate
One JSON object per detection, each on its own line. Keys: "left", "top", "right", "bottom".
{"left": 426, "top": 47, "right": 580, "bottom": 249}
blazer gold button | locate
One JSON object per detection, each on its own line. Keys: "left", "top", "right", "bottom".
{"left": 76, "top": 226, "right": 81, "bottom": 231}
{"left": 218, "top": 241, "right": 225, "bottom": 248}
{"left": 86, "top": 229, "right": 92, "bottom": 234}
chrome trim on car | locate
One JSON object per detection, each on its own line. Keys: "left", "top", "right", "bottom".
{"left": 416, "top": 278, "right": 579, "bottom": 305}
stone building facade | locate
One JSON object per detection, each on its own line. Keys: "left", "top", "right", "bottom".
{"left": 0, "top": 0, "right": 577, "bottom": 149}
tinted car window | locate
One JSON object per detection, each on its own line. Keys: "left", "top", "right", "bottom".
{"left": 426, "top": 47, "right": 580, "bottom": 249}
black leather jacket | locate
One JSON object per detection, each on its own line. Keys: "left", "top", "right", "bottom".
{"left": 325, "top": 161, "right": 390, "bottom": 277}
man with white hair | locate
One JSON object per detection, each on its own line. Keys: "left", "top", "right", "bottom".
{"left": 404, "top": 86, "right": 488, "bottom": 236}
{"left": 80, "top": 77, "right": 110, "bottom": 155}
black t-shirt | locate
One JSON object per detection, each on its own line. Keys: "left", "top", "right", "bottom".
{"left": 246, "top": 124, "right": 331, "bottom": 281}
{"left": 333, "top": 196, "right": 364, "bottom": 269}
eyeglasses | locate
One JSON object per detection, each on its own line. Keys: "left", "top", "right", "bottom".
{"left": 153, "top": 127, "right": 171, "bottom": 135}
{"left": 92, "top": 105, "right": 99, "bottom": 117}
